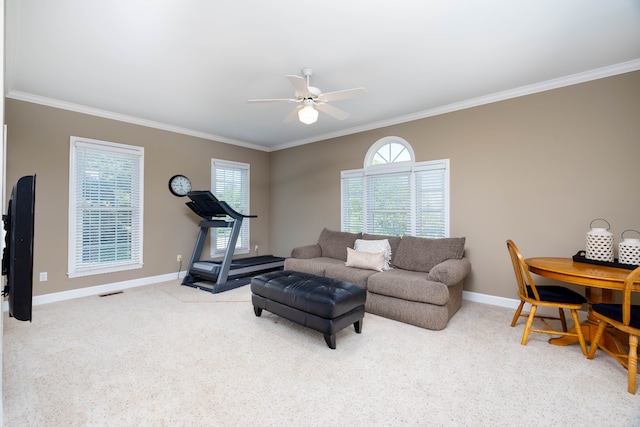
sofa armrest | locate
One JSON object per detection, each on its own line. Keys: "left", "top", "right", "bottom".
{"left": 291, "top": 244, "right": 322, "bottom": 259}
{"left": 428, "top": 257, "right": 471, "bottom": 286}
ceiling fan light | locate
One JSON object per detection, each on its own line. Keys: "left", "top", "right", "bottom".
{"left": 298, "top": 104, "right": 318, "bottom": 124}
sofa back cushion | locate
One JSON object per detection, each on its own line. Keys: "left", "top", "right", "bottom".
{"left": 317, "top": 228, "right": 362, "bottom": 261}
{"left": 363, "top": 233, "right": 402, "bottom": 267}
{"left": 393, "top": 236, "right": 466, "bottom": 272}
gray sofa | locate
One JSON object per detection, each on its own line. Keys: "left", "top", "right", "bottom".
{"left": 284, "top": 228, "right": 471, "bottom": 330}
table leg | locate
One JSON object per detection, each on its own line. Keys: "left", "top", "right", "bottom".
{"left": 548, "top": 321, "right": 627, "bottom": 354}
{"left": 548, "top": 287, "right": 627, "bottom": 355}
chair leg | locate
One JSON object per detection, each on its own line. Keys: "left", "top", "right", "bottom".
{"left": 629, "top": 334, "right": 637, "bottom": 395}
{"left": 522, "top": 305, "right": 537, "bottom": 346}
{"left": 588, "top": 321, "right": 607, "bottom": 359}
{"left": 511, "top": 300, "right": 525, "bottom": 327}
{"left": 570, "top": 309, "right": 587, "bottom": 356}
{"left": 558, "top": 308, "right": 568, "bottom": 332}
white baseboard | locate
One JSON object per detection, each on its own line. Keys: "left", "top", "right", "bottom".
{"left": 3, "top": 276, "right": 545, "bottom": 313}
{"left": 462, "top": 290, "right": 521, "bottom": 309}
{"left": 3, "top": 271, "right": 187, "bottom": 311}
{"left": 462, "top": 290, "right": 587, "bottom": 316}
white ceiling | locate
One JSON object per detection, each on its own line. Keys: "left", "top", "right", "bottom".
{"left": 5, "top": 0, "right": 640, "bottom": 152}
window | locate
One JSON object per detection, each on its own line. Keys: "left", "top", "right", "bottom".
{"left": 68, "top": 136, "right": 144, "bottom": 277}
{"left": 370, "top": 139, "right": 412, "bottom": 165}
{"left": 211, "top": 159, "right": 250, "bottom": 257}
{"left": 341, "top": 137, "right": 449, "bottom": 238}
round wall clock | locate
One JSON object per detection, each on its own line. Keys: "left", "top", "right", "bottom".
{"left": 168, "top": 174, "right": 192, "bottom": 197}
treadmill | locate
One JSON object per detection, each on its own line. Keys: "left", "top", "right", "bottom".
{"left": 181, "top": 191, "right": 284, "bottom": 293}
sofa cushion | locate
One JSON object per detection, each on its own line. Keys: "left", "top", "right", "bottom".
{"left": 393, "top": 236, "right": 465, "bottom": 273}
{"left": 283, "top": 257, "right": 343, "bottom": 277}
{"left": 324, "top": 263, "right": 378, "bottom": 288}
{"left": 363, "top": 233, "right": 402, "bottom": 267}
{"left": 354, "top": 238, "right": 392, "bottom": 270}
{"left": 367, "top": 269, "right": 450, "bottom": 306}
{"left": 317, "top": 228, "right": 362, "bottom": 261}
{"left": 345, "top": 247, "right": 386, "bottom": 272}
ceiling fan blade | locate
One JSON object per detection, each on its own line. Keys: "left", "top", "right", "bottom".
{"left": 247, "top": 98, "right": 299, "bottom": 103}
{"left": 315, "top": 102, "right": 349, "bottom": 120}
{"left": 286, "top": 75, "right": 312, "bottom": 98}
{"left": 284, "top": 105, "right": 303, "bottom": 123}
{"left": 317, "top": 87, "right": 368, "bottom": 102}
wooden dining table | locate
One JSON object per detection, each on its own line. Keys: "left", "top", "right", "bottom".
{"left": 525, "top": 257, "right": 639, "bottom": 355}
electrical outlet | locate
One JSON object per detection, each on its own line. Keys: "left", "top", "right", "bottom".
{"left": 177, "top": 254, "right": 182, "bottom": 262}
{"left": 39, "top": 272, "right": 48, "bottom": 282}
{"left": 255, "top": 245, "right": 259, "bottom": 254}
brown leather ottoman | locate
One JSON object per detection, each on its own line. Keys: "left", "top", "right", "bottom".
{"left": 251, "top": 270, "right": 366, "bottom": 349}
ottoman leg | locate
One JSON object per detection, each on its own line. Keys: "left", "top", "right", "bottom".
{"left": 253, "top": 306, "right": 262, "bottom": 317}
{"left": 324, "top": 334, "right": 336, "bottom": 350}
{"left": 354, "top": 320, "right": 362, "bottom": 333}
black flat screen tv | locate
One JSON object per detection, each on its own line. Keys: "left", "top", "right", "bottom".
{"left": 2, "top": 175, "right": 36, "bottom": 321}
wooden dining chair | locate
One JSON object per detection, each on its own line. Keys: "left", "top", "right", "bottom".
{"left": 587, "top": 266, "right": 640, "bottom": 394}
{"left": 506, "top": 240, "right": 587, "bottom": 354}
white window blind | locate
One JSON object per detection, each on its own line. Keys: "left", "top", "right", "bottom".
{"left": 415, "top": 163, "right": 448, "bottom": 238}
{"left": 341, "top": 171, "right": 363, "bottom": 233}
{"left": 68, "top": 137, "right": 144, "bottom": 277}
{"left": 211, "top": 159, "right": 249, "bottom": 257}
{"left": 366, "top": 170, "right": 412, "bottom": 236}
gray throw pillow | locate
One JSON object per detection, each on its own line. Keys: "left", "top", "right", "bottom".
{"left": 393, "top": 236, "right": 465, "bottom": 272}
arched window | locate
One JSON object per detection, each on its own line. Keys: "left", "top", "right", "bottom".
{"left": 364, "top": 136, "right": 414, "bottom": 166}
{"left": 341, "top": 137, "right": 450, "bottom": 238}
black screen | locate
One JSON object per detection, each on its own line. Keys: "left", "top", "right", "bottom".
{"left": 2, "top": 175, "right": 36, "bottom": 321}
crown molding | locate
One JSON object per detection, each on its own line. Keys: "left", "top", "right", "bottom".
{"left": 271, "top": 59, "right": 640, "bottom": 151}
{"left": 4, "top": 91, "right": 271, "bottom": 152}
{"left": 7, "top": 59, "right": 640, "bottom": 153}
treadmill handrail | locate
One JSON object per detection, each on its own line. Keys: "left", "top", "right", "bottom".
{"left": 217, "top": 200, "right": 257, "bottom": 220}
{"left": 185, "top": 190, "right": 256, "bottom": 220}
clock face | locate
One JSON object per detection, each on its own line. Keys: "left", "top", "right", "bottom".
{"left": 168, "top": 175, "right": 192, "bottom": 197}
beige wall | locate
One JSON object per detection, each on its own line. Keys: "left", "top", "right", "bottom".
{"left": 6, "top": 71, "right": 640, "bottom": 300}
{"left": 5, "top": 99, "right": 271, "bottom": 296}
{"left": 270, "top": 71, "right": 640, "bottom": 299}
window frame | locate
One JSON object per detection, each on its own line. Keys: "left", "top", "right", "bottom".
{"left": 210, "top": 159, "right": 250, "bottom": 257}
{"left": 364, "top": 136, "right": 415, "bottom": 167}
{"left": 68, "top": 136, "right": 144, "bottom": 278}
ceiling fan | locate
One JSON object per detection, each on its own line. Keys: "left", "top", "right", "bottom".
{"left": 247, "top": 68, "right": 367, "bottom": 124}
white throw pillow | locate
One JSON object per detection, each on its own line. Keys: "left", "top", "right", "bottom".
{"left": 345, "top": 248, "right": 386, "bottom": 272}
{"left": 354, "top": 238, "right": 392, "bottom": 270}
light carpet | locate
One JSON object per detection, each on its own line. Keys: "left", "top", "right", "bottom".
{"left": 3, "top": 280, "right": 640, "bottom": 426}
